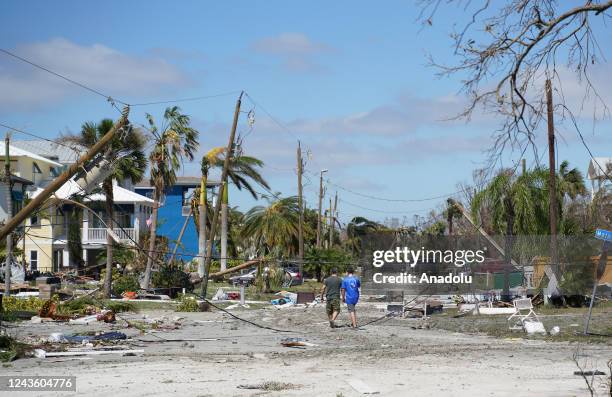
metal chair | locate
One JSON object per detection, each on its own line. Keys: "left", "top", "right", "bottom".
{"left": 508, "top": 298, "right": 539, "bottom": 330}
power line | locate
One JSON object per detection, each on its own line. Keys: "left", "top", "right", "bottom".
{"left": 130, "top": 91, "right": 241, "bottom": 106}
{"left": 328, "top": 180, "right": 466, "bottom": 203}
{"left": 0, "top": 47, "right": 128, "bottom": 106}
{"left": 338, "top": 197, "right": 435, "bottom": 215}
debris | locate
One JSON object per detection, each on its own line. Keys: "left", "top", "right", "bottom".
{"left": 523, "top": 320, "right": 546, "bottom": 335}
{"left": 97, "top": 310, "right": 116, "bottom": 323}
{"left": 33, "top": 348, "right": 143, "bottom": 358}
{"left": 237, "top": 381, "right": 300, "bottom": 391}
{"left": 296, "top": 292, "right": 315, "bottom": 304}
{"left": 550, "top": 326, "right": 560, "bottom": 335}
{"left": 346, "top": 379, "right": 380, "bottom": 395}
{"left": 478, "top": 307, "right": 516, "bottom": 315}
{"left": 280, "top": 337, "right": 317, "bottom": 348}
{"left": 574, "top": 370, "right": 606, "bottom": 376}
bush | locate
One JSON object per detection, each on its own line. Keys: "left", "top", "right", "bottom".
{"left": 175, "top": 295, "right": 200, "bottom": 312}
{"left": 152, "top": 267, "right": 193, "bottom": 292}
{"left": 105, "top": 301, "right": 135, "bottom": 313}
{"left": 1, "top": 296, "right": 44, "bottom": 313}
{"left": 112, "top": 275, "right": 140, "bottom": 296}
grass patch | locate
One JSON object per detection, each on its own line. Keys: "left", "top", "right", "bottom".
{"left": 0, "top": 335, "right": 32, "bottom": 362}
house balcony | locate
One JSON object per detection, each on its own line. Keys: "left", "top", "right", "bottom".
{"left": 83, "top": 227, "right": 137, "bottom": 245}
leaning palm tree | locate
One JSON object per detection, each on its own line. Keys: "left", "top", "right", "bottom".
{"left": 60, "top": 119, "right": 147, "bottom": 297}
{"left": 142, "top": 107, "right": 199, "bottom": 289}
{"left": 205, "top": 147, "right": 269, "bottom": 270}
{"left": 241, "top": 196, "right": 300, "bottom": 257}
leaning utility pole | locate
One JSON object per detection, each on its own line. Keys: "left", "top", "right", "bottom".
{"left": 545, "top": 79, "right": 561, "bottom": 299}
{"left": 297, "top": 142, "right": 304, "bottom": 260}
{"left": 0, "top": 106, "right": 130, "bottom": 241}
{"left": 201, "top": 91, "right": 243, "bottom": 298}
{"left": 4, "top": 132, "right": 12, "bottom": 295}
{"left": 316, "top": 169, "right": 327, "bottom": 248}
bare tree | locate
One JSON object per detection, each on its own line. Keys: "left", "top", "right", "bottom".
{"left": 419, "top": 0, "right": 612, "bottom": 164}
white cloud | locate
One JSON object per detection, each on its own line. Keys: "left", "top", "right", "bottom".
{"left": 251, "top": 32, "right": 334, "bottom": 73}
{"left": 0, "top": 38, "right": 189, "bottom": 108}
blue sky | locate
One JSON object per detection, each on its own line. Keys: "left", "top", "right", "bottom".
{"left": 1, "top": 1, "right": 611, "bottom": 225}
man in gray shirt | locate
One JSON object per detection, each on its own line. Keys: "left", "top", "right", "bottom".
{"left": 320, "top": 268, "right": 342, "bottom": 328}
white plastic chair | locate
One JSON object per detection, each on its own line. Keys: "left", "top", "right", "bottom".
{"left": 507, "top": 298, "right": 539, "bottom": 330}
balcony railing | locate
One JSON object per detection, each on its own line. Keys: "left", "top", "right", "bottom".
{"left": 85, "top": 228, "right": 136, "bottom": 244}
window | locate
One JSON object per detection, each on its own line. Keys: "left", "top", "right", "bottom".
{"left": 30, "top": 251, "right": 38, "bottom": 271}
{"left": 30, "top": 214, "right": 39, "bottom": 226}
{"left": 32, "top": 162, "right": 42, "bottom": 184}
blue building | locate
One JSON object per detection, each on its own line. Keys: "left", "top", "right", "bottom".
{"left": 135, "top": 176, "right": 221, "bottom": 265}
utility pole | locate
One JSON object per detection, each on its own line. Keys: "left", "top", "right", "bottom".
{"left": 220, "top": 183, "right": 228, "bottom": 271}
{"left": 197, "top": 175, "right": 207, "bottom": 277}
{"left": 522, "top": 158, "right": 526, "bottom": 175}
{"left": 4, "top": 132, "right": 12, "bottom": 295}
{"left": 201, "top": 91, "right": 243, "bottom": 298}
{"left": 0, "top": 106, "right": 130, "bottom": 241}
{"left": 316, "top": 169, "right": 327, "bottom": 248}
{"left": 168, "top": 207, "right": 193, "bottom": 268}
{"left": 329, "top": 191, "right": 337, "bottom": 248}
{"left": 297, "top": 142, "right": 304, "bottom": 261}
{"left": 545, "top": 79, "right": 560, "bottom": 299}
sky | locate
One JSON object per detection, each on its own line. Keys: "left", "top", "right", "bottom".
{"left": 1, "top": 1, "right": 611, "bottom": 226}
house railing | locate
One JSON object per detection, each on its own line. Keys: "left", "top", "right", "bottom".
{"left": 84, "top": 228, "right": 136, "bottom": 243}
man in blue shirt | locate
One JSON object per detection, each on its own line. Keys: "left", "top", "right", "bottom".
{"left": 341, "top": 267, "right": 361, "bottom": 328}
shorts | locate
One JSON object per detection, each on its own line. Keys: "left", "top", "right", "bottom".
{"left": 326, "top": 298, "right": 341, "bottom": 315}
{"left": 346, "top": 303, "right": 356, "bottom": 313}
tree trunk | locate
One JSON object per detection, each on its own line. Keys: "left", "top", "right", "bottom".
{"left": 103, "top": 178, "right": 114, "bottom": 298}
{"left": 143, "top": 188, "right": 160, "bottom": 289}
{"left": 503, "top": 202, "right": 515, "bottom": 301}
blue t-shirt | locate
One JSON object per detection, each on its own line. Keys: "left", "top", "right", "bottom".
{"left": 341, "top": 275, "right": 361, "bottom": 305}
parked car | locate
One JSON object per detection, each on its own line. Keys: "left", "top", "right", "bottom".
{"left": 282, "top": 265, "right": 303, "bottom": 286}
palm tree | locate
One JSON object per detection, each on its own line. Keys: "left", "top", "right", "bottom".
{"left": 241, "top": 196, "right": 300, "bottom": 257}
{"left": 205, "top": 147, "right": 269, "bottom": 270}
{"left": 60, "top": 119, "right": 147, "bottom": 297}
{"left": 142, "top": 107, "right": 199, "bottom": 289}
{"left": 471, "top": 168, "right": 548, "bottom": 298}
{"left": 345, "top": 216, "right": 383, "bottom": 256}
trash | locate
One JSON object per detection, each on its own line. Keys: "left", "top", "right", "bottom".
{"left": 122, "top": 291, "right": 138, "bottom": 300}
{"left": 550, "top": 326, "right": 560, "bottom": 335}
{"left": 97, "top": 310, "right": 116, "bottom": 323}
{"left": 33, "top": 348, "right": 143, "bottom": 358}
{"left": 226, "top": 292, "right": 240, "bottom": 300}
{"left": 523, "top": 320, "right": 546, "bottom": 335}
{"left": 346, "top": 379, "right": 379, "bottom": 395}
{"left": 47, "top": 332, "right": 127, "bottom": 344}
{"left": 574, "top": 370, "right": 606, "bottom": 376}
{"left": 69, "top": 314, "right": 99, "bottom": 325}
{"left": 296, "top": 292, "right": 315, "bottom": 304}
{"left": 212, "top": 288, "right": 227, "bottom": 301}
{"left": 280, "top": 337, "right": 317, "bottom": 348}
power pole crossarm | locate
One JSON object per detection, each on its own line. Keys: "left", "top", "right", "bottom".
{"left": 0, "top": 106, "right": 130, "bottom": 241}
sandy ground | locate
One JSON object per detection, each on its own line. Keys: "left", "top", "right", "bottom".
{"left": 3, "top": 303, "right": 612, "bottom": 397}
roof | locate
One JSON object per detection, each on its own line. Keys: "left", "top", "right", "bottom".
{"left": 10, "top": 175, "right": 34, "bottom": 186}
{"left": 0, "top": 141, "right": 63, "bottom": 167}
{"left": 587, "top": 157, "right": 612, "bottom": 180}
{"left": 11, "top": 140, "right": 84, "bottom": 165}
{"left": 135, "top": 176, "right": 221, "bottom": 188}
{"left": 31, "top": 180, "right": 154, "bottom": 204}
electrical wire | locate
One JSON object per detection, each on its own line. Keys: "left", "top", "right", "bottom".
{"left": 130, "top": 91, "right": 241, "bottom": 106}
{"left": 0, "top": 47, "right": 128, "bottom": 106}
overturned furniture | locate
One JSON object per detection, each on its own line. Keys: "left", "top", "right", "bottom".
{"left": 507, "top": 298, "right": 540, "bottom": 331}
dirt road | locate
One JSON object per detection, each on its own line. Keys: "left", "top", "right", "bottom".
{"left": 4, "top": 304, "right": 611, "bottom": 396}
